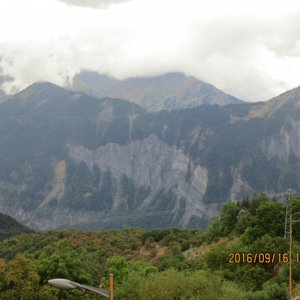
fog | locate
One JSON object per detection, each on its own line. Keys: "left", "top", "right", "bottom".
{"left": 0, "top": 0, "right": 300, "bottom": 101}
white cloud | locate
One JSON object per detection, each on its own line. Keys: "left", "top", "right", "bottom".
{"left": 57, "top": 0, "right": 132, "bottom": 8}
{"left": 1, "top": 0, "right": 300, "bottom": 101}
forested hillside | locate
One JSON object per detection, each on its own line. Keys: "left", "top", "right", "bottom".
{"left": 0, "top": 194, "right": 297, "bottom": 299}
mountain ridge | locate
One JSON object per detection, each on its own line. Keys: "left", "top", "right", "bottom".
{"left": 0, "top": 213, "right": 32, "bottom": 240}
{"left": 72, "top": 71, "right": 243, "bottom": 111}
{"left": 0, "top": 83, "right": 299, "bottom": 230}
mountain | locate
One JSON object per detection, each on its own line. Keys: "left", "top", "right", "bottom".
{"left": 0, "top": 213, "right": 32, "bottom": 240}
{"left": 0, "top": 82, "right": 299, "bottom": 231}
{"left": 72, "top": 71, "right": 243, "bottom": 111}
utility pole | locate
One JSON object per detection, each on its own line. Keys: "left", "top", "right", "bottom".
{"left": 284, "top": 189, "right": 295, "bottom": 299}
{"left": 290, "top": 205, "right": 293, "bottom": 298}
{"left": 109, "top": 273, "right": 114, "bottom": 300}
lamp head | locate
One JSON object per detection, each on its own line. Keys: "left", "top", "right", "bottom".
{"left": 48, "top": 279, "right": 78, "bottom": 290}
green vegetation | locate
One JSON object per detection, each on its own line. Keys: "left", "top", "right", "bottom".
{"left": 1, "top": 194, "right": 299, "bottom": 299}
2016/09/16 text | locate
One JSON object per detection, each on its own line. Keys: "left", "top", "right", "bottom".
{"left": 228, "top": 253, "right": 300, "bottom": 264}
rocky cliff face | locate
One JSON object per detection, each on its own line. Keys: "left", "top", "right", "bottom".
{"left": 24, "top": 135, "right": 215, "bottom": 230}
{"left": 260, "top": 120, "right": 300, "bottom": 160}
{"left": 68, "top": 135, "right": 212, "bottom": 225}
{"left": 0, "top": 83, "right": 299, "bottom": 230}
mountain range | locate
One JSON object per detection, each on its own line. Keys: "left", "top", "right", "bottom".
{"left": 72, "top": 71, "right": 242, "bottom": 111}
{"left": 0, "top": 78, "right": 299, "bottom": 230}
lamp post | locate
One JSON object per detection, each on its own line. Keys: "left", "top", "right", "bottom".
{"left": 48, "top": 274, "right": 114, "bottom": 299}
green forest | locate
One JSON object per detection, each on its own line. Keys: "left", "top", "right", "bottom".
{"left": 0, "top": 194, "right": 299, "bottom": 299}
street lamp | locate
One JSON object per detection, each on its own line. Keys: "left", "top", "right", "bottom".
{"left": 48, "top": 274, "right": 114, "bottom": 299}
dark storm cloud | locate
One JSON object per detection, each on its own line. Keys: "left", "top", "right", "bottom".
{"left": 0, "top": 62, "right": 13, "bottom": 96}
{"left": 0, "top": 74, "right": 14, "bottom": 85}
{"left": 57, "top": 0, "right": 131, "bottom": 8}
{"left": 0, "top": 58, "right": 14, "bottom": 88}
{"left": 0, "top": 74, "right": 14, "bottom": 95}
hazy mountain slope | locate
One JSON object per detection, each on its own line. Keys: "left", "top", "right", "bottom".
{"left": 72, "top": 71, "right": 242, "bottom": 111}
{"left": 0, "top": 213, "right": 32, "bottom": 240}
{"left": 0, "top": 83, "right": 299, "bottom": 230}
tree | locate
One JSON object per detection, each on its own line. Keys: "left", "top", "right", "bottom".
{"left": 241, "top": 199, "right": 285, "bottom": 244}
{"left": 248, "top": 193, "right": 269, "bottom": 215}
{"left": 252, "top": 201, "right": 285, "bottom": 238}
{"left": 219, "top": 201, "right": 240, "bottom": 235}
{"left": 235, "top": 209, "right": 252, "bottom": 234}
{"left": 0, "top": 255, "right": 55, "bottom": 300}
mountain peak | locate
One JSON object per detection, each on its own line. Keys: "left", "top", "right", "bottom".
{"left": 150, "top": 72, "right": 186, "bottom": 80}
{"left": 72, "top": 71, "right": 243, "bottom": 111}
{"left": 14, "top": 81, "right": 70, "bottom": 103}
{"left": 20, "top": 81, "right": 65, "bottom": 94}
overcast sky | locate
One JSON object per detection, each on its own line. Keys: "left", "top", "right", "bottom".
{"left": 1, "top": 0, "right": 300, "bottom": 101}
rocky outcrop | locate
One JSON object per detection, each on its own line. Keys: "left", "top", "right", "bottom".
{"left": 65, "top": 135, "right": 215, "bottom": 229}
{"left": 260, "top": 120, "right": 300, "bottom": 160}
